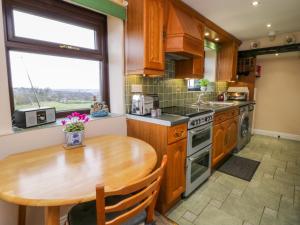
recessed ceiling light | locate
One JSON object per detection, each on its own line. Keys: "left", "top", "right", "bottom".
{"left": 205, "top": 32, "right": 210, "bottom": 36}
{"left": 275, "top": 53, "right": 279, "bottom": 56}
{"left": 267, "top": 24, "right": 272, "bottom": 28}
{"left": 214, "top": 38, "right": 219, "bottom": 41}
{"left": 252, "top": 1, "right": 260, "bottom": 6}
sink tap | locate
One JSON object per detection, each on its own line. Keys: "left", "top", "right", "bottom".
{"left": 197, "top": 93, "right": 207, "bottom": 105}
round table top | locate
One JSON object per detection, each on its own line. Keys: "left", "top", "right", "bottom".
{"left": 0, "top": 135, "right": 157, "bottom": 207}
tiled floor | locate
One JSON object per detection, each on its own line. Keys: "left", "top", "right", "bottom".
{"left": 167, "top": 135, "right": 300, "bottom": 225}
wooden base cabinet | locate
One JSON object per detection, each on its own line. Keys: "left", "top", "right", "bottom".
{"left": 127, "top": 119, "right": 187, "bottom": 214}
{"left": 212, "top": 123, "right": 226, "bottom": 166}
{"left": 166, "top": 139, "right": 186, "bottom": 205}
{"left": 212, "top": 108, "right": 239, "bottom": 168}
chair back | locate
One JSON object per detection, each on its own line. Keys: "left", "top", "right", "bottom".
{"left": 96, "top": 155, "right": 167, "bottom": 225}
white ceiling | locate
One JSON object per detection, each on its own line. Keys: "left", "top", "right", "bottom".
{"left": 182, "top": 0, "right": 300, "bottom": 41}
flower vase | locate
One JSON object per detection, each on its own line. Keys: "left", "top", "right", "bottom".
{"left": 64, "top": 130, "right": 85, "bottom": 147}
{"left": 200, "top": 86, "right": 207, "bottom": 92}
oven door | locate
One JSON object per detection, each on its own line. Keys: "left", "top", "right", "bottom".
{"left": 184, "top": 145, "right": 211, "bottom": 197}
{"left": 188, "top": 123, "right": 212, "bottom": 156}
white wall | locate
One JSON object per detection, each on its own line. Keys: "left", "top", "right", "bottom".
{"left": 239, "top": 31, "right": 300, "bottom": 51}
{"left": 204, "top": 49, "right": 217, "bottom": 82}
{"left": 0, "top": 2, "right": 126, "bottom": 225}
{"left": 253, "top": 52, "right": 300, "bottom": 140}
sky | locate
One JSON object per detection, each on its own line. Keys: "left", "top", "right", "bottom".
{"left": 10, "top": 51, "right": 101, "bottom": 90}
{"left": 10, "top": 10, "right": 101, "bottom": 90}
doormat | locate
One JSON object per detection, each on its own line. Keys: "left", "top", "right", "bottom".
{"left": 218, "top": 155, "right": 260, "bottom": 181}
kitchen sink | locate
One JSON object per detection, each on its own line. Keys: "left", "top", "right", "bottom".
{"left": 207, "top": 101, "right": 236, "bottom": 106}
{"left": 191, "top": 101, "right": 236, "bottom": 110}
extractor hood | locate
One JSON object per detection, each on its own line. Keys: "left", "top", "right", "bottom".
{"left": 165, "top": 1, "right": 204, "bottom": 57}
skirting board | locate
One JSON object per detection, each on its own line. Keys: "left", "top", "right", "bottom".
{"left": 253, "top": 129, "right": 300, "bottom": 141}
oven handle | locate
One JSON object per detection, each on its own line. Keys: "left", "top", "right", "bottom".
{"left": 189, "top": 148, "right": 210, "bottom": 162}
{"left": 190, "top": 124, "right": 211, "bottom": 135}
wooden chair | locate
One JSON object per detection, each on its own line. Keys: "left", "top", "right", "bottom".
{"left": 68, "top": 155, "right": 167, "bottom": 225}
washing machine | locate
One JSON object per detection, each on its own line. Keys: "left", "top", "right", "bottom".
{"left": 237, "top": 105, "right": 251, "bottom": 151}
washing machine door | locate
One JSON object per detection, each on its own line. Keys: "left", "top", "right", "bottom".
{"left": 240, "top": 113, "right": 250, "bottom": 138}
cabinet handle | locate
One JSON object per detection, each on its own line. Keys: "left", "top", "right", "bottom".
{"left": 174, "top": 130, "right": 184, "bottom": 138}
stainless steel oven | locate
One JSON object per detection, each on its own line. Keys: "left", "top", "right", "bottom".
{"left": 184, "top": 144, "right": 211, "bottom": 197}
{"left": 187, "top": 122, "right": 212, "bottom": 156}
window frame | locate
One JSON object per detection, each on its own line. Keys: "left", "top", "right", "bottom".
{"left": 3, "top": 0, "right": 109, "bottom": 118}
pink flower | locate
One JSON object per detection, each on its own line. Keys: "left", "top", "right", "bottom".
{"left": 71, "top": 112, "right": 80, "bottom": 118}
{"left": 67, "top": 115, "right": 72, "bottom": 120}
{"left": 84, "top": 117, "right": 90, "bottom": 123}
{"left": 61, "top": 120, "right": 67, "bottom": 125}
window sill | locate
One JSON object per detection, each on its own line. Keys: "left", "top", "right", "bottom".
{"left": 11, "top": 113, "right": 124, "bottom": 135}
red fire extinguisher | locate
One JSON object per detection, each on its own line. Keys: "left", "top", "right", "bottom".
{"left": 256, "top": 65, "right": 262, "bottom": 77}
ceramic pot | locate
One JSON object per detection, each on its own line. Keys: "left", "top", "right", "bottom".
{"left": 65, "top": 130, "right": 84, "bottom": 146}
{"left": 200, "top": 86, "right": 207, "bottom": 91}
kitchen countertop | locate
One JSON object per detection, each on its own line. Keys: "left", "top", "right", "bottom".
{"left": 127, "top": 101, "right": 255, "bottom": 125}
{"left": 226, "top": 101, "right": 256, "bottom": 107}
{"left": 192, "top": 101, "right": 256, "bottom": 113}
{"left": 126, "top": 114, "right": 189, "bottom": 127}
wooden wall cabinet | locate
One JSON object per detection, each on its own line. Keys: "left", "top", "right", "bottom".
{"left": 212, "top": 107, "right": 239, "bottom": 167}
{"left": 217, "top": 41, "right": 239, "bottom": 81}
{"left": 175, "top": 57, "right": 204, "bottom": 79}
{"left": 127, "top": 119, "right": 187, "bottom": 214}
{"left": 126, "top": 0, "right": 165, "bottom": 76}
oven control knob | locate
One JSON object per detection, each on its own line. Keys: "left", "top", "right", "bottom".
{"left": 191, "top": 121, "right": 195, "bottom": 126}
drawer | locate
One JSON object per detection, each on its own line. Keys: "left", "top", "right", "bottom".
{"left": 167, "top": 123, "right": 187, "bottom": 144}
{"left": 214, "top": 107, "right": 239, "bottom": 125}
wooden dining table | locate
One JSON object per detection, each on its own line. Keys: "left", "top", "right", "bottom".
{"left": 0, "top": 135, "right": 157, "bottom": 225}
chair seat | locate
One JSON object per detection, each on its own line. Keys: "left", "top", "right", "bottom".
{"left": 68, "top": 200, "right": 148, "bottom": 225}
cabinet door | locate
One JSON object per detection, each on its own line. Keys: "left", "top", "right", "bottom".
{"left": 225, "top": 117, "right": 239, "bottom": 153}
{"left": 212, "top": 123, "right": 226, "bottom": 167}
{"left": 144, "top": 0, "right": 164, "bottom": 71}
{"left": 217, "top": 41, "right": 239, "bottom": 81}
{"left": 166, "top": 138, "right": 187, "bottom": 204}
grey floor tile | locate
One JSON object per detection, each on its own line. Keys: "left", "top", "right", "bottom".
{"left": 248, "top": 175, "right": 295, "bottom": 199}
{"left": 221, "top": 195, "right": 264, "bottom": 225}
{"left": 180, "top": 194, "right": 211, "bottom": 216}
{"left": 209, "top": 199, "right": 223, "bottom": 208}
{"left": 241, "top": 185, "right": 281, "bottom": 210}
{"left": 215, "top": 173, "right": 248, "bottom": 193}
{"left": 166, "top": 135, "right": 300, "bottom": 225}
{"left": 198, "top": 180, "right": 231, "bottom": 203}
{"left": 278, "top": 205, "right": 300, "bottom": 225}
{"left": 182, "top": 211, "right": 197, "bottom": 223}
{"left": 193, "top": 205, "right": 243, "bottom": 225}
{"left": 177, "top": 217, "right": 193, "bottom": 225}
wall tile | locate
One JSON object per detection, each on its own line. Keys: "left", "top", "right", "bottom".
{"left": 124, "top": 60, "right": 228, "bottom": 113}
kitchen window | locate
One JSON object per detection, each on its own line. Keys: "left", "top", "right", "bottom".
{"left": 3, "top": 0, "right": 109, "bottom": 117}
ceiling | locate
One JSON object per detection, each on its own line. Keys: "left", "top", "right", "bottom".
{"left": 182, "top": 0, "right": 300, "bottom": 41}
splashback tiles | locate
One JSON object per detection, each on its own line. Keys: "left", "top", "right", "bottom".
{"left": 125, "top": 60, "right": 228, "bottom": 113}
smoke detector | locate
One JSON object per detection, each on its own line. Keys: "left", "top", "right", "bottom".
{"left": 250, "top": 41, "right": 260, "bottom": 49}
{"left": 268, "top": 31, "right": 276, "bottom": 41}
{"left": 284, "top": 34, "right": 296, "bottom": 45}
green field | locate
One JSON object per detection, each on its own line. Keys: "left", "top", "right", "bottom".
{"left": 15, "top": 101, "right": 92, "bottom": 111}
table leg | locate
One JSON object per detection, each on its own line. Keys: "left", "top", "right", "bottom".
{"left": 18, "top": 205, "right": 26, "bottom": 225}
{"left": 44, "top": 206, "right": 60, "bottom": 225}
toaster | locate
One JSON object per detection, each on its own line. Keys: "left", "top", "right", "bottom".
{"left": 13, "top": 107, "right": 56, "bottom": 128}
{"left": 131, "top": 94, "right": 159, "bottom": 115}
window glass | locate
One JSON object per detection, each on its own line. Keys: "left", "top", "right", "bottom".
{"left": 13, "top": 10, "right": 96, "bottom": 49}
{"left": 10, "top": 51, "right": 101, "bottom": 111}
{"left": 188, "top": 79, "right": 200, "bottom": 91}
